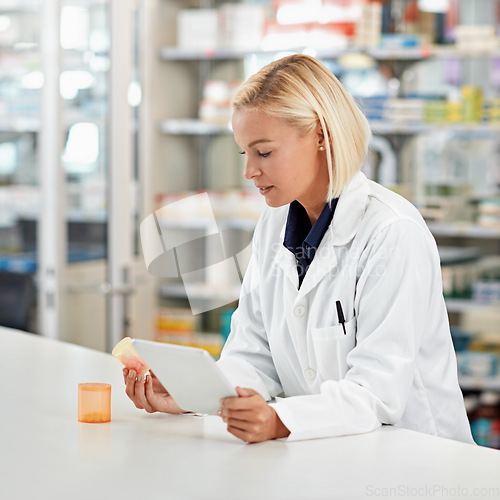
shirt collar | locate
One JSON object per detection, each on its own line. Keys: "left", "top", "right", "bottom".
{"left": 283, "top": 199, "right": 337, "bottom": 258}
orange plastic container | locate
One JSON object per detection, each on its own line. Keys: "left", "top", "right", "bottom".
{"left": 78, "top": 383, "right": 111, "bottom": 423}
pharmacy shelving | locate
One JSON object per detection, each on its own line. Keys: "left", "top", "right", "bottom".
{"left": 159, "top": 42, "right": 500, "bottom": 66}
{"left": 428, "top": 222, "right": 500, "bottom": 240}
{"left": 153, "top": 2, "right": 500, "bottom": 392}
{"left": 159, "top": 45, "right": 434, "bottom": 63}
{"left": 459, "top": 376, "right": 500, "bottom": 392}
{"left": 159, "top": 117, "right": 500, "bottom": 138}
{"left": 159, "top": 119, "right": 232, "bottom": 136}
{"left": 158, "top": 216, "right": 258, "bottom": 233}
{"left": 445, "top": 299, "right": 496, "bottom": 314}
{"left": 159, "top": 282, "right": 240, "bottom": 303}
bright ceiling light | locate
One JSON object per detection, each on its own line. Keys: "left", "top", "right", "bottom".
{"left": 418, "top": 0, "right": 449, "bottom": 13}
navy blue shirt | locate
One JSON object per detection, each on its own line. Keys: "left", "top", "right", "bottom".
{"left": 283, "top": 199, "right": 338, "bottom": 288}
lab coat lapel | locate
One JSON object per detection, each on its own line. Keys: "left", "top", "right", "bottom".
{"left": 297, "top": 228, "right": 337, "bottom": 298}
{"left": 274, "top": 223, "right": 299, "bottom": 290}
{"left": 331, "top": 172, "right": 370, "bottom": 247}
{"left": 297, "top": 172, "right": 370, "bottom": 300}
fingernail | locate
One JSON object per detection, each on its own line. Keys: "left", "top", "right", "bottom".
{"left": 145, "top": 374, "right": 149, "bottom": 383}
{"left": 137, "top": 374, "right": 142, "bottom": 382}
{"left": 128, "top": 370, "right": 135, "bottom": 379}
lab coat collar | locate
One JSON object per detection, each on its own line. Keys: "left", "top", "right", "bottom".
{"left": 330, "top": 171, "right": 370, "bottom": 246}
{"left": 274, "top": 171, "right": 370, "bottom": 295}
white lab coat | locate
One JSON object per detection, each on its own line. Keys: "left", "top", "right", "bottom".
{"left": 217, "top": 172, "right": 474, "bottom": 443}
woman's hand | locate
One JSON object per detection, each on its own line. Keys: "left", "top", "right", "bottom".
{"left": 219, "top": 387, "right": 290, "bottom": 443}
{"left": 123, "top": 368, "right": 185, "bottom": 414}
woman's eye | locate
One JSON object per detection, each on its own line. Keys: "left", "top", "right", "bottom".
{"left": 259, "top": 152, "right": 271, "bottom": 158}
{"left": 238, "top": 151, "right": 246, "bottom": 155}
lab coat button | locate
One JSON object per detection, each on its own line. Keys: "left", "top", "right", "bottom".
{"left": 304, "top": 368, "right": 316, "bottom": 381}
{"left": 294, "top": 305, "right": 306, "bottom": 317}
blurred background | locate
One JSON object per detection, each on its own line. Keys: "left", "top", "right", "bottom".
{"left": 0, "top": 0, "right": 500, "bottom": 447}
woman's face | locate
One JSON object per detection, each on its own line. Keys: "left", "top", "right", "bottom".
{"left": 232, "top": 108, "right": 329, "bottom": 220}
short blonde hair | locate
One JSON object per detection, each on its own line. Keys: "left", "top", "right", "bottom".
{"left": 232, "top": 54, "right": 371, "bottom": 201}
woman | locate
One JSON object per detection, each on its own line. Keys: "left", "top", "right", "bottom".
{"left": 124, "top": 54, "right": 473, "bottom": 445}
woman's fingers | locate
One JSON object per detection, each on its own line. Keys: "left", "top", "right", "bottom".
{"left": 219, "top": 387, "right": 290, "bottom": 442}
{"left": 123, "top": 368, "right": 184, "bottom": 414}
{"left": 124, "top": 369, "right": 150, "bottom": 411}
{"left": 132, "top": 373, "right": 156, "bottom": 413}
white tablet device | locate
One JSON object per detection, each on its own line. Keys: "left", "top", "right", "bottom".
{"left": 131, "top": 339, "right": 237, "bottom": 415}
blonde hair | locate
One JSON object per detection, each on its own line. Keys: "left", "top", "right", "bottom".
{"left": 232, "top": 54, "right": 372, "bottom": 201}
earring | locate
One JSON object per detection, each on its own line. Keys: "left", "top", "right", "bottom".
{"left": 319, "top": 146, "right": 325, "bottom": 151}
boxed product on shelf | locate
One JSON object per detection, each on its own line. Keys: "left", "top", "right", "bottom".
{"left": 445, "top": 89, "right": 463, "bottom": 123}
{"left": 477, "top": 198, "right": 500, "bottom": 229}
{"left": 354, "top": 1, "right": 382, "bottom": 48}
{"left": 472, "top": 281, "right": 500, "bottom": 304}
{"left": 176, "top": 4, "right": 266, "bottom": 52}
{"left": 262, "top": 0, "right": 359, "bottom": 51}
{"left": 460, "top": 305, "right": 500, "bottom": 345}
{"left": 378, "top": 33, "right": 421, "bottom": 50}
{"left": 218, "top": 4, "right": 266, "bottom": 51}
{"left": 382, "top": 97, "right": 425, "bottom": 123}
{"left": 155, "top": 307, "right": 198, "bottom": 344}
{"left": 482, "top": 97, "right": 500, "bottom": 124}
{"left": 422, "top": 87, "right": 496, "bottom": 124}
{"left": 198, "top": 80, "right": 241, "bottom": 126}
{"left": 176, "top": 9, "right": 218, "bottom": 51}
{"left": 261, "top": 20, "right": 350, "bottom": 51}
{"left": 154, "top": 307, "right": 223, "bottom": 358}
{"left": 454, "top": 24, "right": 499, "bottom": 53}
{"left": 357, "top": 96, "right": 386, "bottom": 120}
{"left": 461, "top": 85, "right": 483, "bottom": 123}
{"left": 155, "top": 189, "right": 266, "bottom": 226}
{"left": 469, "top": 392, "right": 500, "bottom": 449}
{"left": 423, "top": 97, "right": 448, "bottom": 124}
{"left": 419, "top": 195, "right": 474, "bottom": 224}
{"left": 450, "top": 326, "right": 474, "bottom": 352}
{"left": 357, "top": 96, "right": 426, "bottom": 124}
{"left": 469, "top": 333, "right": 500, "bottom": 360}
{"left": 439, "top": 246, "right": 481, "bottom": 299}
{"left": 456, "top": 351, "right": 499, "bottom": 378}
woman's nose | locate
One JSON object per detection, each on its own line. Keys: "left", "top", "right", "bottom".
{"left": 243, "top": 158, "right": 260, "bottom": 180}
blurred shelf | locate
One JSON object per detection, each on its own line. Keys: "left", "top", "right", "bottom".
{"left": 159, "top": 45, "right": 434, "bottom": 62}
{"left": 428, "top": 222, "right": 500, "bottom": 239}
{"left": 0, "top": 247, "right": 106, "bottom": 273}
{"left": 159, "top": 119, "right": 231, "bottom": 136}
{"left": 159, "top": 282, "right": 240, "bottom": 302}
{"left": 363, "top": 46, "right": 431, "bottom": 60}
{"left": 158, "top": 217, "right": 257, "bottom": 232}
{"left": 160, "top": 118, "right": 500, "bottom": 137}
{"left": 445, "top": 299, "right": 495, "bottom": 313}
{"left": 0, "top": 2, "right": 38, "bottom": 13}
{"left": 459, "top": 376, "right": 500, "bottom": 392}
{"left": 0, "top": 114, "right": 107, "bottom": 133}
{"left": 430, "top": 45, "right": 500, "bottom": 59}
{"left": 0, "top": 116, "right": 39, "bottom": 133}
{"left": 0, "top": 43, "right": 39, "bottom": 53}
{"left": 160, "top": 44, "right": 500, "bottom": 63}
{"left": 371, "top": 121, "right": 432, "bottom": 135}
{"left": 371, "top": 120, "right": 500, "bottom": 135}
{"left": 160, "top": 46, "right": 262, "bottom": 61}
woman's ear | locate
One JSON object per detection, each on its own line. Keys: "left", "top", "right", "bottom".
{"left": 317, "top": 124, "right": 325, "bottom": 149}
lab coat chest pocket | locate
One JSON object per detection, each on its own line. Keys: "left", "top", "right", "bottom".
{"left": 311, "top": 318, "right": 356, "bottom": 381}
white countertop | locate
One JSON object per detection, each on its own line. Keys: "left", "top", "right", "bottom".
{"left": 1, "top": 328, "right": 499, "bottom": 500}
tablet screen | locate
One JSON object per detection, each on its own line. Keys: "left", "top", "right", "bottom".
{"left": 131, "top": 339, "right": 237, "bottom": 415}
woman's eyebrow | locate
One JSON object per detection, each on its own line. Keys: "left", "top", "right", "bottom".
{"left": 248, "top": 139, "right": 274, "bottom": 148}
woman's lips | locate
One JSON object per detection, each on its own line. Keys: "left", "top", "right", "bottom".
{"left": 257, "top": 185, "right": 273, "bottom": 195}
